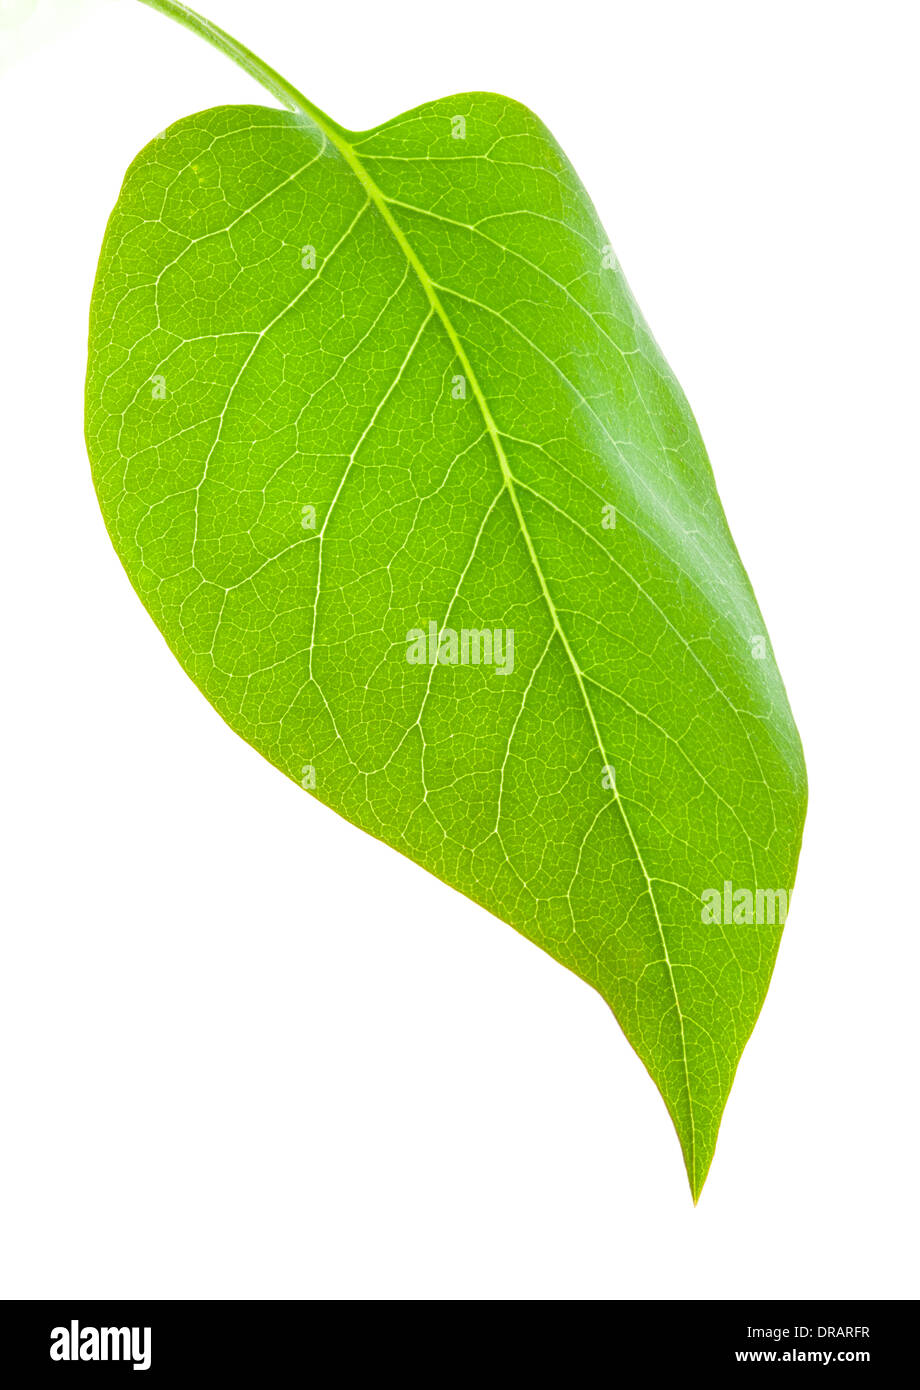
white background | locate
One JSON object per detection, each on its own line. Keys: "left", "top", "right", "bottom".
{"left": 1, "top": 0, "right": 917, "bottom": 1299}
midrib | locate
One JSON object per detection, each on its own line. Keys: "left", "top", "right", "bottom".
{"left": 320, "top": 123, "right": 697, "bottom": 1186}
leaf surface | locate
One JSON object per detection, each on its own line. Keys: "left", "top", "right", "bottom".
{"left": 86, "top": 4, "right": 807, "bottom": 1197}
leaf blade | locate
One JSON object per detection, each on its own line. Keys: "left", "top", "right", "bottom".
{"left": 87, "top": 92, "right": 806, "bottom": 1198}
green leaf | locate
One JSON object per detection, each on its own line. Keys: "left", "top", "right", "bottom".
{"left": 86, "top": 0, "right": 806, "bottom": 1199}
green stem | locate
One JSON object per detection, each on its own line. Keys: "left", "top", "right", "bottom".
{"left": 136, "top": 0, "right": 346, "bottom": 134}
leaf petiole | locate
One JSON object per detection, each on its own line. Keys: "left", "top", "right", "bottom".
{"left": 136, "top": 0, "right": 346, "bottom": 134}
